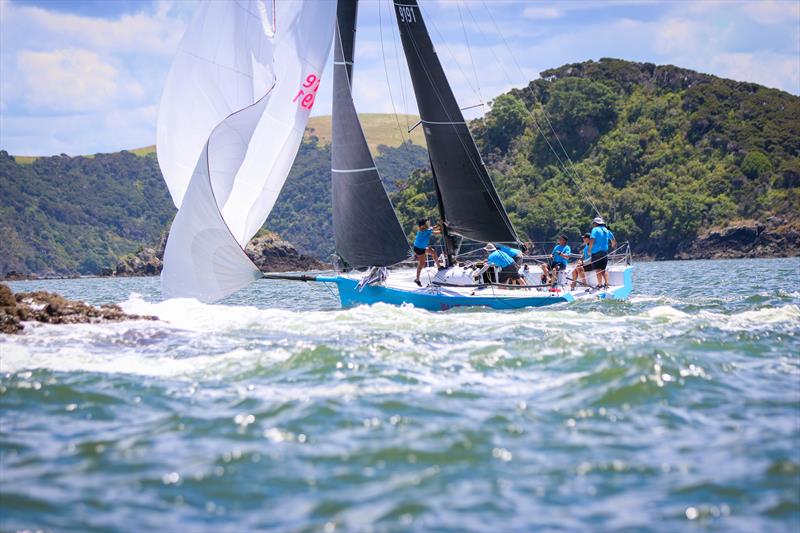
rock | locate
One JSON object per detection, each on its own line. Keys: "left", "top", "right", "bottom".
{"left": 245, "top": 232, "right": 328, "bottom": 272}
{"left": 2, "top": 270, "right": 36, "bottom": 281}
{"left": 0, "top": 283, "right": 15, "bottom": 307}
{"left": 102, "top": 230, "right": 327, "bottom": 276}
{"left": 676, "top": 217, "right": 800, "bottom": 260}
{"left": 112, "top": 246, "right": 162, "bottom": 277}
{"left": 0, "top": 282, "right": 156, "bottom": 335}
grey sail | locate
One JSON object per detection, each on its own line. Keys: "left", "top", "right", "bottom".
{"left": 393, "top": 0, "right": 518, "bottom": 245}
{"left": 332, "top": 0, "right": 410, "bottom": 268}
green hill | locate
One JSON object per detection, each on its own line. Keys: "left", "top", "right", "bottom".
{"left": 393, "top": 58, "right": 800, "bottom": 258}
{"left": 0, "top": 137, "right": 427, "bottom": 277}
{"left": 2, "top": 59, "right": 798, "bottom": 277}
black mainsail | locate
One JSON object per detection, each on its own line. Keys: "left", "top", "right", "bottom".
{"left": 393, "top": 0, "right": 518, "bottom": 249}
{"left": 332, "top": 0, "right": 410, "bottom": 268}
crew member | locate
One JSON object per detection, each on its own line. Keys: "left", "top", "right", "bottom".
{"left": 541, "top": 234, "right": 570, "bottom": 285}
{"left": 473, "top": 244, "right": 521, "bottom": 284}
{"left": 587, "top": 217, "right": 615, "bottom": 288}
{"left": 412, "top": 218, "right": 441, "bottom": 286}
{"left": 570, "top": 233, "right": 591, "bottom": 289}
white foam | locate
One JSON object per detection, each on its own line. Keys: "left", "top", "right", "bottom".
{"left": 0, "top": 340, "right": 293, "bottom": 379}
{"left": 643, "top": 306, "right": 691, "bottom": 320}
{"left": 2, "top": 293, "right": 796, "bottom": 381}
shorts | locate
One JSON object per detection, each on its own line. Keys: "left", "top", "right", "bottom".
{"left": 585, "top": 251, "right": 608, "bottom": 271}
{"left": 413, "top": 246, "right": 428, "bottom": 256}
{"left": 547, "top": 259, "right": 566, "bottom": 271}
{"left": 498, "top": 264, "right": 521, "bottom": 283}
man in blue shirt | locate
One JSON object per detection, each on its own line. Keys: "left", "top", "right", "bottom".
{"left": 541, "top": 234, "right": 571, "bottom": 285}
{"left": 474, "top": 243, "right": 523, "bottom": 284}
{"left": 412, "top": 218, "right": 442, "bottom": 286}
{"left": 586, "top": 217, "right": 617, "bottom": 288}
{"left": 498, "top": 244, "right": 524, "bottom": 267}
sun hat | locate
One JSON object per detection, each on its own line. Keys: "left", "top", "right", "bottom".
{"left": 484, "top": 243, "right": 497, "bottom": 252}
{"left": 593, "top": 216, "right": 605, "bottom": 225}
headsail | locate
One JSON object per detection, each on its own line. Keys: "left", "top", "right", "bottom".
{"left": 332, "top": 0, "right": 410, "bottom": 268}
{"left": 393, "top": 0, "right": 518, "bottom": 245}
{"left": 157, "top": 0, "right": 336, "bottom": 301}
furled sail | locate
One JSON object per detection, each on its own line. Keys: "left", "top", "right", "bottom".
{"left": 332, "top": 0, "right": 410, "bottom": 268}
{"left": 393, "top": 0, "right": 518, "bottom": 244}
{"left": 157, "top": 0, "right": 336, "bottom": 301}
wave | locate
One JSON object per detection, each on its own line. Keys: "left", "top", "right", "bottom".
{"left": 1, "top": 292, "right": 796, "bottom": 380}
{"left": 119, "top": 293, "right": 799, "bottom": 333}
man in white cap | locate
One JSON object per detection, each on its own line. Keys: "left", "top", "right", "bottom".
{"left": 473, "top": 243, "right": 523, "bottom": 285}
{"left": 586, "top": 217, "right": 617, "bottom": 288}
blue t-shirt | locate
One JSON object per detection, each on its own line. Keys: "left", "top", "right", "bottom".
{"left": 498, "top": 245, "right": 522, "bottom": 258}
{"left": 413, "top": 228, "right": 433, "bottom": 249}
{"left": 590, "top": 226, "right": 610, "bottom": 253}
{"left": 488, "top": 250, "right": 514, "bottom": 268}
{"left": 552, "top": 244, "right": 571, "bottom": 265}
{"left": 582, "top": 244, "right": 591, "bottom": 261}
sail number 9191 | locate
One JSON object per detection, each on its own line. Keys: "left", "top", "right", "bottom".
{"left": 398, "top": 5, "right": 417, "bottom": 23}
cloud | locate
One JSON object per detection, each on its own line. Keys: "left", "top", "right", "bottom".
{"left": 710, "top": 52, "right": 800, "bottom": 94}
{"left": 743, "top": 0, "right": 800, "bottom": 25}
{"left": 1, "top": 0, "right": 798, "bottom": 157}
{"left": 10, "top": 1, "right": 186, "bottom": 55}
{"left": 17, "top": 48, "right": 119, "bottom": 112}
{"left": 522, "top": 7, "right": 563, "bottom": 20}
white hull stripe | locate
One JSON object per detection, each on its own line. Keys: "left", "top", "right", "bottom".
{"left": 331, "top": 166, "right": 378, "bottom": 173}
{"left": 422, "top": 120, "right": 466, "bottom": 125}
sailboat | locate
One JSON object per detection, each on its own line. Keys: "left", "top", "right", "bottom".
{"left": 157, "top": 0, "right": 633, "bottom": 311}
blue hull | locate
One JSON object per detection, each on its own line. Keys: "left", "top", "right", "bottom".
{"left": 317, "top": 267, "right": 633, "bottom": 311}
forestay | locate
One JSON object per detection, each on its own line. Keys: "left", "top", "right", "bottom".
{"left": 157, "top": 0, "right": 335, "bottom": 302}
{"left": 332, "top": 0, "right": 410, "bottom": 268}
{"left": 393, "top": 0, "right": 518, "bottom": 245}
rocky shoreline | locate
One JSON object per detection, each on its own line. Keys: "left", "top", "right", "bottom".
{"left": 1, "top": 283, "right": 155, "bottom": 334}
{"left": 102, "top": 230, "right": 327, "bottom": 278}
{"left": 675, "top": 218, "right": 800, "bottom": 260}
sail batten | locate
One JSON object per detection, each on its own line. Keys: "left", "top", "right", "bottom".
{"left": 393, "top": 0, "right": 518, "bottom": 244}
{"left": 332, "top": 0, "right": 411, "bottom": 268}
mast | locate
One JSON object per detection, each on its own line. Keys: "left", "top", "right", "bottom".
{"left": 393, "top": 0, "right": 518, "bottom": 255}
{"left": 331, "top": 0, "right": 410, "bottom": 268}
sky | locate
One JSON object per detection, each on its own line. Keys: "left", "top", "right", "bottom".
{"left": 0, "top": 0, "right": 798, "bottom": 156}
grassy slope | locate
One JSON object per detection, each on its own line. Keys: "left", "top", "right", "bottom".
{"left": 13, "top": 114, "right": 426, "bottom": 163}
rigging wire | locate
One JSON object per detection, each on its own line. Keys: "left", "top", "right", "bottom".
{"left": 471, "top": 0, "right": 603, "bottom": 218}
{"left": 417, "top": 1, "right": 484, "bottom": 108}
{"left": 460, "top": 1, "right": 594, "bottom": 217}
{"left": 456, "top": 0, "right": 484, "bottom": 109}
{"left": 378, "top": 0, "right": 411, "bottom": 148}
{"left": 387, "top": 0, "right": 412, "bottom": 137}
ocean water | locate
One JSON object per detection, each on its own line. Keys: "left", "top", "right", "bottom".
{"left": 1, "top": 258, "right": 798, "bottom": 532}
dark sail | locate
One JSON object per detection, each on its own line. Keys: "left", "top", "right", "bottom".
{"left": 393, "top": 0, "right": 518, "bottom": 244}
{"left": 332, "top": 0, "right": 410, "bottom": 268}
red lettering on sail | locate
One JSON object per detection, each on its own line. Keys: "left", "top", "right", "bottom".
{"left": 294, "top": 74, "right": 320, "bottom": 110}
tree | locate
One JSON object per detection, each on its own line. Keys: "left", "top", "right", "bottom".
{"left": 740, "top": 150, "right": 773, "bottom": 180}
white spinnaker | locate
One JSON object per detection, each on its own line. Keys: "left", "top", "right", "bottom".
{"left": 158, "top": 0, "right": 335, "bottom": 302}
